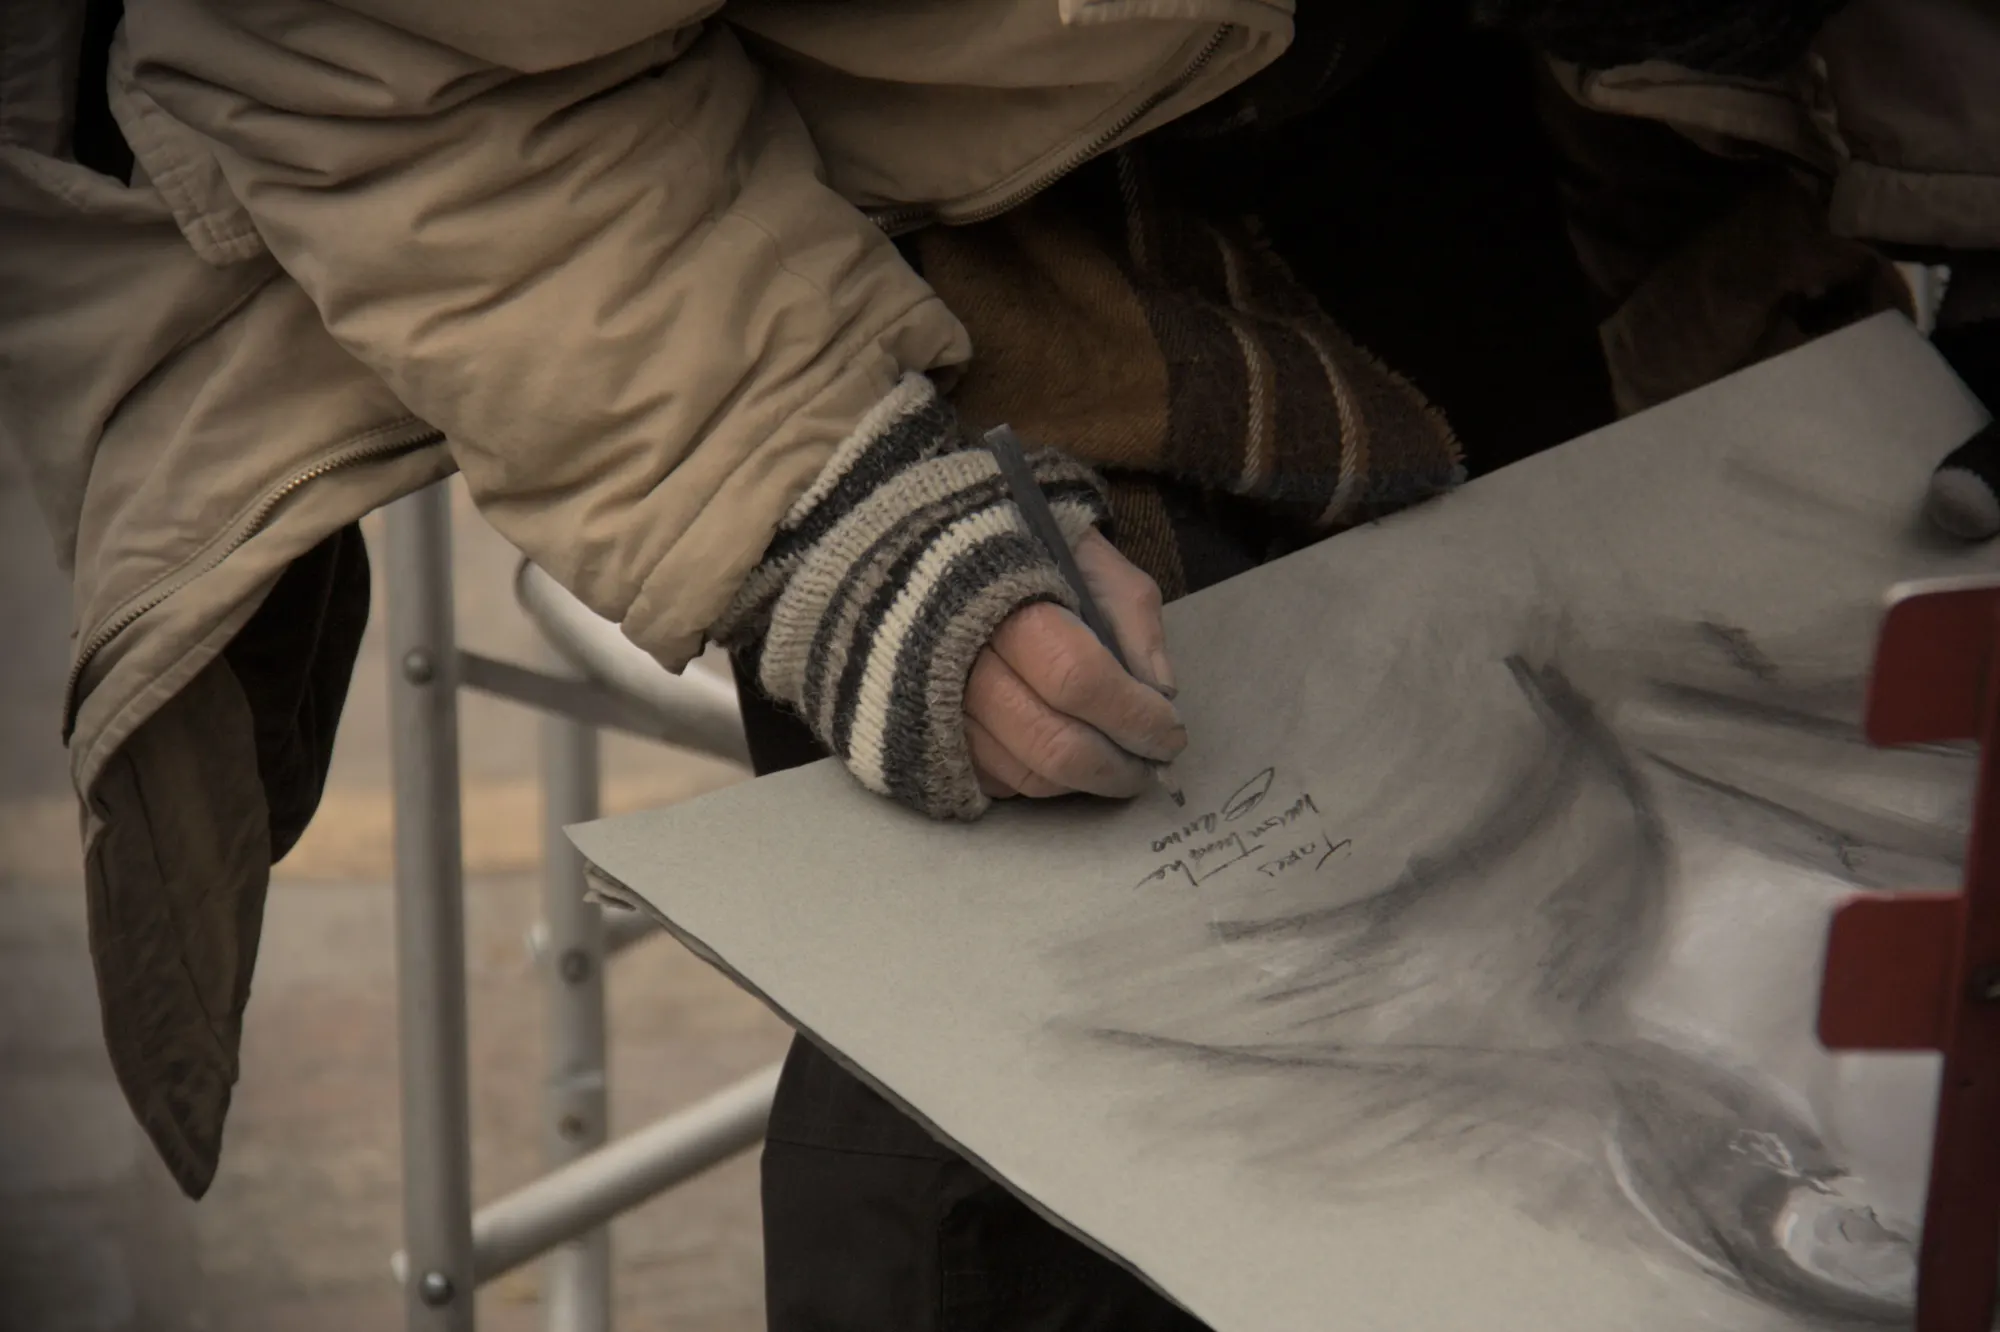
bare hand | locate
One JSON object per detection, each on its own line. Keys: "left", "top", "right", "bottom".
{"left": 965, "top": 529, "right": 1187, "bottom": 800}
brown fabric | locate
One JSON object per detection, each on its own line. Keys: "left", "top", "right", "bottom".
{"left": 1101, "top": 478, "right": 1190, "bottom": 601}
{"left": 222, "top": 523, "right": 372, "bottom": 864}
{"left": 1531, "top": 55, "right": 1780, "bottom": 319}
{"left": 1474, "top": 0, "right": 1848, "bottom": 80}
{"left": 1166, "top": 0, "right": 1408, "bottom": 143}
{"left": 1532, "top": 70, "right": 1914, "bottom": 417}
{"left": 916, "top": 147, "right": 1464, "bottom": 593}
{"left": 1939, "top": 255, "right": 2000, "bottom": 335}
{"left": 78, "top": 526, "right": 370, "bottom": 1199}
{"left": 1598, "top": 173, "right": 1913, "bottom": 415}
{"left": 1814, "top": 0, "right": 2000, "bottom": 250}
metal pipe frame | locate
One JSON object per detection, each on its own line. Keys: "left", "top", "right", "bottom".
{"left": 383, "top": 480, "right": 774, "bottom": 1330}
{"left": 514, "top": 561, "right": 750, "bottom": 768}
{"left": 384, "top": 484, "right": 478, "bottom": 1330}
{"left": 539, "top": 678, "right": 612, "bottom": 1331}
{"left": 393, "top": 1065, "right": 779, "bottom": 1286}
{"left": 458, "top": 651, "right": 716, "bottom": 755}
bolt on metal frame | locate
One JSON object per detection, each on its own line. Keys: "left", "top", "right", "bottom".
{"left": 382, "top": 482, "right": 780, "bottom": 1330}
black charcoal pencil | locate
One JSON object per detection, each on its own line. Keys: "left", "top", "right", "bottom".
{"left": 981, "top": 425, "right": 1186, "bottom": 807}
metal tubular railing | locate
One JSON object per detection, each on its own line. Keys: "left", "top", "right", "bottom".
{"left": 381, "top": 482, "right": 779, "bottom": 1330}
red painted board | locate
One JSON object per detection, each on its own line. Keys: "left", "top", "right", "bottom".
{"left": 1819, "top": 893, "right": 1966, "bottom": 1050}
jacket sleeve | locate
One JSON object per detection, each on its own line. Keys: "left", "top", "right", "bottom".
{"left": 120, "top": 0, "right": 973, "bottom": 668}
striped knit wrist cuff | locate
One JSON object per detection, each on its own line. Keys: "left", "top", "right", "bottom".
{"left": 715, "top": 374, "right": 1110, "bottom": 819}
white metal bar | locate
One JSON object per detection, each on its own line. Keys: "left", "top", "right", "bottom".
{"left": 383, "top": 483, "right": 478, "bottom": 1330}
{"left": 392, "top": 1064, "right": 780, "bottom": 1286}
{"left": 478, "top": 1064, "right": 777, "bottom": 1282}
{"left": 514, "top": 561, "right": 750, "bottom": 767}
{"left": 539, "top": 701, "right": 611, "bottom": 1332}
{"left": 458, "top": 651, "right": 682, "bottom": 747}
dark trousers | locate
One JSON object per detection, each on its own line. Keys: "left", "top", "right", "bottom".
{"left": 754, "top": 1030, "right": 1207, "bottom": 1331}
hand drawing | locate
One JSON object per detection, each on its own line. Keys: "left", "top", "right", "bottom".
{"left": 1056, "top": 611, "right": 1973, "bottom": 1328}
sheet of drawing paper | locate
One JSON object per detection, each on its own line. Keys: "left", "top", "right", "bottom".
{"left": 572, "top": 314, "right": 2000, "bottom": 1332}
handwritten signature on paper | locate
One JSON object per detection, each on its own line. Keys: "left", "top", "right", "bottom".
{"left": 1134, "top": 767, "right": 1351, "bottom": 892}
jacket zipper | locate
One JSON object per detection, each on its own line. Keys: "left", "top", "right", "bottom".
{"left": 869, "top": 24, "right": 1235, "bottom": 237}
{"left": 62, "top": 421, "right": 446, "bottom": 740}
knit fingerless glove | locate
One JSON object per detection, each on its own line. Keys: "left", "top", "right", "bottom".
{"left": 713, "top": 374, "right": 1111, "bottom": 820}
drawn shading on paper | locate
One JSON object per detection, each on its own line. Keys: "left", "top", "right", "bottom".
{"left": 568, "top": 320, "right": 2000, "bottom": 1332}
{"left": 1058, "top": 608, "right": 1970, "bottom": 1327}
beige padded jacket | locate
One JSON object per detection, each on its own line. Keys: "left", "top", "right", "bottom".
{"left": 0, "top": 0, "right": 1291, "bottom": 1195}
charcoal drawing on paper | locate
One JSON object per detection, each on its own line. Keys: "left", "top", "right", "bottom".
{"left": 1056, "top": 602, "right": 1974, "bottom": 1329}
{"left": 569, "top": 318, "right": 2000, "bottom": 1332}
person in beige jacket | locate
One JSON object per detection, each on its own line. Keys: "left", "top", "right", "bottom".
{"left": 0, "top": 0, "right": 1323, "bottom": 1323}
{"left": 6, "top": 0, "right": 1997, "bottom": 1324}
{"left": 3, "top": 0, "right": 1285, "bottom": 1189}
